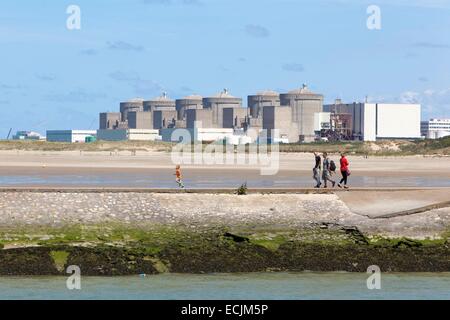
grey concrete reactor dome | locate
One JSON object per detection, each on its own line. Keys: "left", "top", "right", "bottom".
{"left": 255, "top": 90, "right": 279, "bottom": 96}
{"left": 181, "top": 94, "right": 203, "bottom": 100}
{"left": 248, "top": 90, "right": 281, "bottom": 118}
{"left": 150, "top": 92, "right": 174, "bottom": 102}
{"left": 282, "top": 84, "right": 324, "bottom": 101}
{"left": 119, "top": 98, "right": 144, "bottom": 122}
{"left": 280, "top": 84, "right": 324, "bottom": 143}
{"left": 175, "top": 94, "right": 204, "bottom": 120}
{"left": 212, "top": 88, "right": 236, "bottom": 98}
{"left": 143, "top": 92, "right": 176, "bottom": 112}
{"left": 203, "top": 89, "right": 242, "bottom": 105}
{"left": 202, "top": 89, "right": 243, "bottom": 128}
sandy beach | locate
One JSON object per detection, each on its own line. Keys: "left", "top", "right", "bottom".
{"left": 1, "top": 150, "right": 449, "bottom": 171}
{"left": 0, "top": 150, "right": 449, "bottom": 188}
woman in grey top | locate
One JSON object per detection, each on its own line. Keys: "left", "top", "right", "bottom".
{"left": 322, "top": 152, "right": 336, "bottom": 188}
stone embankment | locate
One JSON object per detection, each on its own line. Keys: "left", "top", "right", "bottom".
{"left": 0, "top": 190, "right": 449, "bottom": 275}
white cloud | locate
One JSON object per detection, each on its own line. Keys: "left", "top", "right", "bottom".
{"left": 399, "top": 91, "right": 420, "bottom": 103}
{"left": 107, "top": 41, "right": 144, "bottom": 52}
{"left": 367, "top": 88, "right": 450, "bottom": 119}
{"left": 244, "top": 25, "right": 270, "bottom": 38}
{"left": 401, "top": 88, "right": 450, "bottom": 118}
{"left": 109, "top": 71, "right": 164, "bottom": 96}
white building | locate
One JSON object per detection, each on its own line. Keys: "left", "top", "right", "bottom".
{"left": 46, "top": 130, "right": 97, "bottom": 143}
{"left": 324, "top": 103, "right": 421, "bottom": 141}
{"left": 421, "top": 119, "right": 450, "bottom": 139}
{"left": 160, "top": 128, "right": 234, "bottom": 143}
{"left": 13, "top": 131, "right": 43, "bottom": 141}
{"left": 97, "top": 129, "right": 160, "bottom": 141}
{"left": 314, "top": 112, "right": 331, "bottom": 132}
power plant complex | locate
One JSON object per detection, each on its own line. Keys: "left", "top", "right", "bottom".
{"left": 47, "top": 84, "right": 425, "bottom": 144}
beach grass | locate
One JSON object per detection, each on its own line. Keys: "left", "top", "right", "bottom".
{"left": 1, "top": 136, "right": 448, "bottom": 155}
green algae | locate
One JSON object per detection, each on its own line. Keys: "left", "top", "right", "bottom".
{"left": 50, "top": 250, "right": 69, "bottom": 272}
{"left": 0, "top": 224, "right": 449, "bottom": 275}
{"left": 144, "top": 257, "right": 170, "bottom": 273}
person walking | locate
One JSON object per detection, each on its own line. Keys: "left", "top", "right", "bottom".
{"left": 313, "top": 152, "right": 322, "bottom": 188}
{"left": 175, "top": 164, "right": 185, "bottom": 189}
{"left": 338, "top": 153, "right": 350, "bottom": 189}
{"left": 322, "top": 152, "right": 336, "bottom": 188}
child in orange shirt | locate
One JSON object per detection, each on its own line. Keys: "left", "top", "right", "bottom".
{"left": 175, "top": 165, "right": 185, "bottom": 188}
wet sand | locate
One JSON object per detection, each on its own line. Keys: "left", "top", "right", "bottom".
{"left": 0, "top": 150, "right": 449, "bottom": 188}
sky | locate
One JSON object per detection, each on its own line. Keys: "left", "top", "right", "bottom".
{"left": 0, "top": 0, "right": 449, "bottom": 136}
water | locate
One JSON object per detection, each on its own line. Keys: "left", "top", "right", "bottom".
{"left": 1, "top": 273, "right": 449, "bottom": 300}
{"left": 0, "top": 173, "right": 449, "bottom": 188}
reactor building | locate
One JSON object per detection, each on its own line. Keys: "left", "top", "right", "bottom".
{"left": 119, "top": 98, "right": 144, "bottom": 123}
{"left": 175, "top": 95, "right": 203, "bottom": 121}
{"left": 248, "top": 90, "right": 280, "bottom": 119}
{"left": 97, "top": 85, "right": 422, "bottom": 143}
{"left": 279, "top": 84, "right": 324, "bottom": 142}
{"left": 202, "top": 89, "right": 243, "bottom": 128}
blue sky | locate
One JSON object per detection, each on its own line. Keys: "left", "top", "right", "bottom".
{"left": 0, "top": 0, "right": 449, "bottom": 136}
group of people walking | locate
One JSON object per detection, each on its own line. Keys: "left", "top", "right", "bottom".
{"left": 174, "top": 153, "right": 351, "bottom": 190}
{"left": 313, "top": 152, "right": 350, "bottom": 189}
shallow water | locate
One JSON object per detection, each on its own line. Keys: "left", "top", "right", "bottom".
{"left": 1, "top": 272, "right": 449, "bottom": 300}
{"left": 0, "top": 173, "right": 449, "bottom": 188}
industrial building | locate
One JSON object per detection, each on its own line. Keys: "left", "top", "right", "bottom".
{"left": 262, "top": 106, "right": 299, "bottom": 143}
{"left": 160, "top": 128, "right": 234, "bottom": 143}
{"left": 314, "top": 112, "right": 331, "bottom": 132}
{"left": 186, "top": 108, "right": 213, "bottom": 129}
{"left": 175, "top": 95, "right": 203, "bottom": 121}
{"left": 202, "top": 89, "right": 242, "bottom": 128}
{"left": 143, "top": 92, "right": 176, "bottom": 112}
{"left": 246, "top": 85, "right": 325, "bottom": 143}
{"left": 248, "top": 90, "right": 280, "bottom": 119}
{"left": 119, "top": 98, "right": 144, "bottom": 123}
{"left": 153, "top": 110, "right": 177, "bottom": 129}
{"left": 97, "top": 86, "right": 423, "bottom": 144}
{"left": 421, "top": 119, "right": 450, "bottom": 139}
{"left": 101, "top": 93, "right": 178, "bottom": 132}
{"left": 223, "top": 107, "right": 247, "bottom": 129}
{"left": 128, "top": 111, "right": 153, "bottom": 129}
{"left": 99, "top": 112, "right": 121, "bottom": 130}
{"left": 46, "top": 130, "right": 96, "bottom": 143}
{"left": 97, "top": 129, "right": 160, "bottom": 141}
{"left": 12, "top": 131, "right": 43, "bottom": 141}
{"left": 280, "top": 85, "right": 324, "bottom": 142}
{"left": 324, "top": 102, "right": 421, "bottom": 141}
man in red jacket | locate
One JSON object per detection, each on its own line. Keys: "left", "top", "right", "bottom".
{"left": 338, "top": 153, "right": 350, "bottom": 189}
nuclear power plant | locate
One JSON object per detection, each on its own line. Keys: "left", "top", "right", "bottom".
{"left": 96, "top": 85, "right": 422, "bottom": 143}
